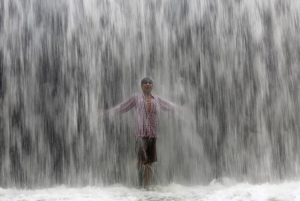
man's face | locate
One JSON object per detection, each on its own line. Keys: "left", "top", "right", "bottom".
{"left": 141, "top": 81, "right": 153, "bottom": 94}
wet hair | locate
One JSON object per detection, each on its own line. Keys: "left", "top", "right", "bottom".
{"left": 141, "top": 77, "right": 153, "bottom": 85}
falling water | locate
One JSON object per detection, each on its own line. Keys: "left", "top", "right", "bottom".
{"left": 0, "top": 0, "right": 300, "bottom": 191}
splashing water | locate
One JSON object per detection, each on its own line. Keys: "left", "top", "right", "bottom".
{"left": 1, "top": 181, "right": 300, "bottom": 201}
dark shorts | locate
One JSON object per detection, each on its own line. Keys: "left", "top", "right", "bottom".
{"left": 136, "top": 137, "right": 157, "bottom": 164}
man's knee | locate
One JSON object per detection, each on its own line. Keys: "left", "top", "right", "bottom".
{"left": 144, "top": 163, "right": 153, "bottom": 173}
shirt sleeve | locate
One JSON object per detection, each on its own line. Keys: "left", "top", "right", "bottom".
{"left": 112, "top": 96, "right": 136, "bottom": 114}
{"left": 158, "top": 96, "right": 176, "bottom": 111}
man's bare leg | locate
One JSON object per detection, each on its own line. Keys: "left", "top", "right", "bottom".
{"left": 137, "top": 161, "right": 143, "bottom": 187}
{"left": 143, "top": 163, "right": 153, "bottom": 188}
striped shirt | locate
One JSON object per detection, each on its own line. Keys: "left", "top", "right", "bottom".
{"left": 111, "top": 93, "right": 175, "bottom": 138}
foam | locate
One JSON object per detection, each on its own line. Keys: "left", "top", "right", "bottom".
{"left": 1, "top": 181, "right": 300, "bottom": 201}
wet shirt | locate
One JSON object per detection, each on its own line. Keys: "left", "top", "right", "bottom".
{"left": 111, "top": 94, "right": 175, "bottom": 138}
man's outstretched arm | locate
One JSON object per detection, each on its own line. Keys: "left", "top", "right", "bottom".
{"left": 157, "top": 96, "right": 176, "bottom": 111}
{"left": 157, "top": 96, "right": 192, "bottom": 121}
{"left": 109, "top": 95, "right": 136, "bottom": 115}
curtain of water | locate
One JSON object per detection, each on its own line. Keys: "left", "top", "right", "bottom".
{"left": 0, "top": 0, "right": 300, "bottom": 187}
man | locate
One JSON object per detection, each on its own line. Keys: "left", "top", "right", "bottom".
{"left": 108, "top": 77, "right": 175, "bottom": 188}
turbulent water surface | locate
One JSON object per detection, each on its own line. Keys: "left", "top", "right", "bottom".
{"left": 1, "top": 181, "right": 300, "bottom": 201}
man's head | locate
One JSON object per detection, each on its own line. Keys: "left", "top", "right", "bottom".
{"left": 141, "top": 77, "right": 153, "bottom": 94}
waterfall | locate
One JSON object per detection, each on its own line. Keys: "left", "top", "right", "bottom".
{"left": 0, "top": 0, "right": 300, "bottom": 187}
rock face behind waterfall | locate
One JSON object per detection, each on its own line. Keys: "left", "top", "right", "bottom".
{"left": 0, "top": 0, "right": 300, "bottom": 187}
